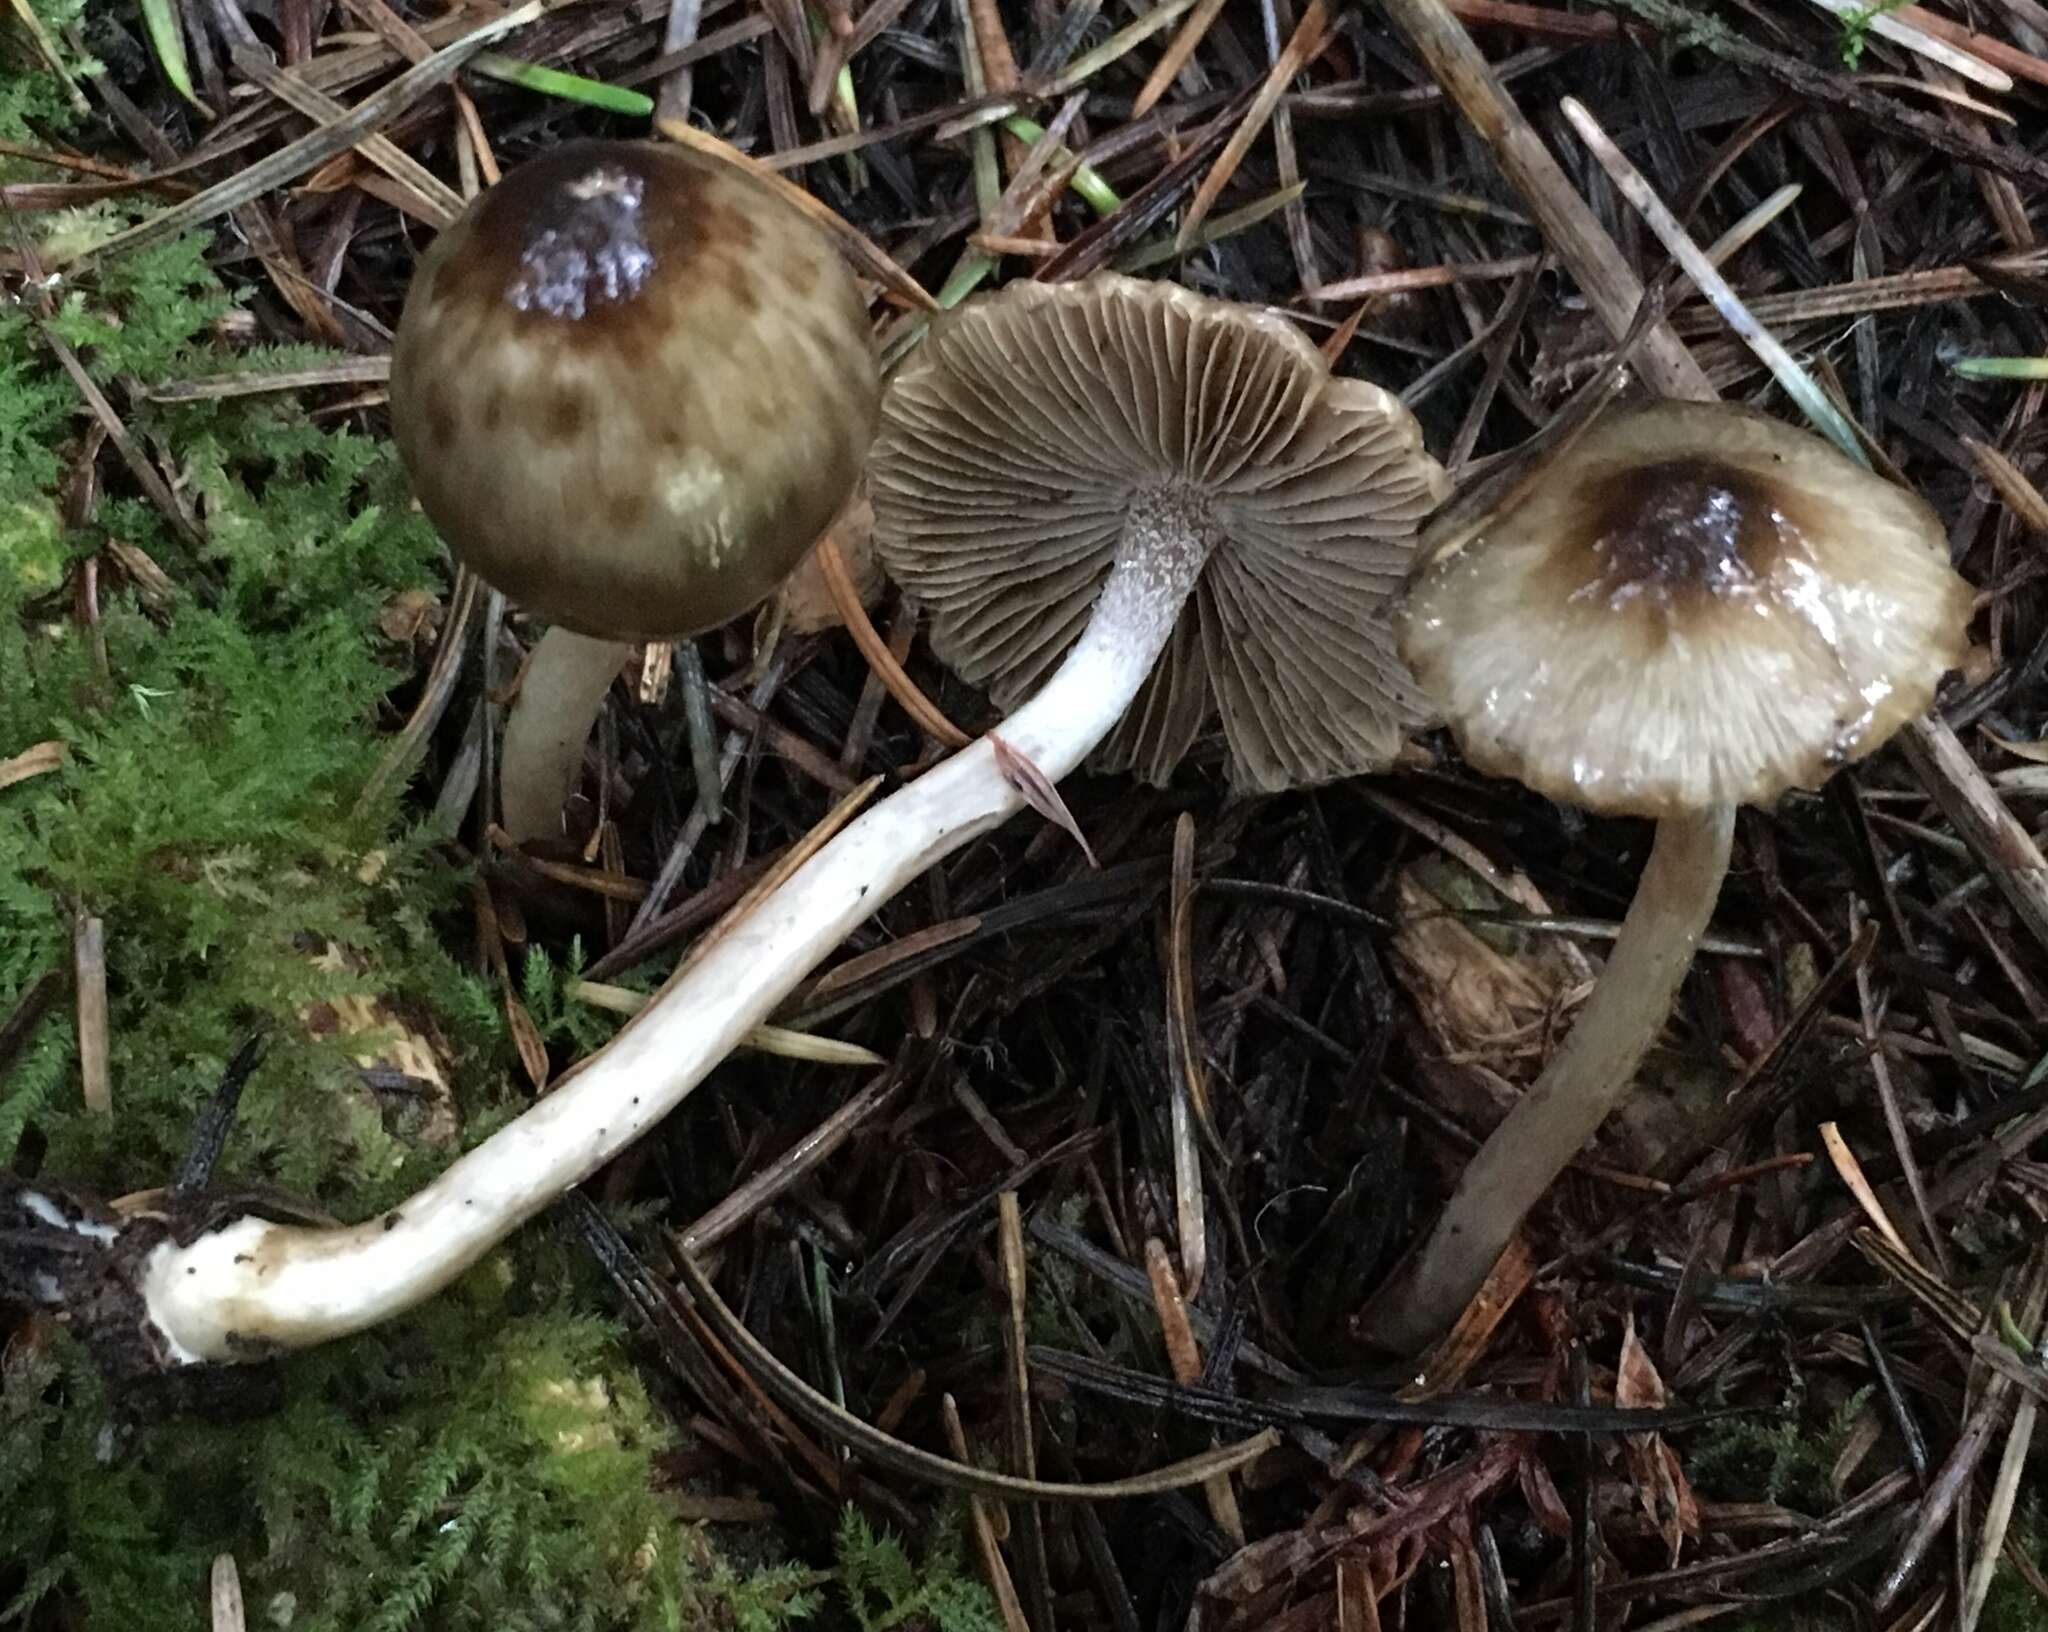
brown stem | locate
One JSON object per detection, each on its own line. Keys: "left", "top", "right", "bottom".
{"left": 499, "top": 628, "right": 634, "bottom": 844}
{"left": 1367, "top": 805, "right": 1736, "bottom": 1354}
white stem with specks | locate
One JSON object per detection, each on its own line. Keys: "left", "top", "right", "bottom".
{"left": 141, "top": 518, "right": 1210, "bottom": 1362}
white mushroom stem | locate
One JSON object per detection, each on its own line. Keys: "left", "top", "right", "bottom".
{"left": 499, "top": 628, "right": 636, "bottom": 844}
{"left": 138, "top": 513, "right": 1215, "bottom": 1364}
{"left": 1368, "top": 803, "right": 1736, "bottom": 1356}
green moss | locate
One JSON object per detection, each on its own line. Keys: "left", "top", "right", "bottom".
{"left": 1687, "top": 1387, "right": 1872, "bottom": 1514}
{"left": 833, "top": 1509, "right": 1000, "bottom": 1632}
{"left": 0, "top": 171, "right": 810, "bottom": 1632}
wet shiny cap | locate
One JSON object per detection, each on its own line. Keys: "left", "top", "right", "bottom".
{"left": 1397, "top": 400, "right": 1973, "bottom": 817}
{"left": 871, "top": 274, "right": 1448, "bottom": 793}
{"left": 389, "top": 139, "right": 879, "bottom": 644}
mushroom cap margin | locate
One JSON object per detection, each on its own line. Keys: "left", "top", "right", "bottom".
{"left": 1396, "top": 400, "right": 1974, "bottom": 817}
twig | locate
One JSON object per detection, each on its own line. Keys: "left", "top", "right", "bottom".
{"left": 675, "top": 1070, "right": 896, "bottom": 1255}
{"left": 71, "top": 912, "right": 110, "bottom": 1116}
{"left": 1372, "top": 0, "right": 1713, "bottom": 400}
{"left": 48, "top": 4, "right": 539, "bottom": 267}
{"left": 817, "top": 531, "right": 970, "bottom": 749}
{"left": 997, "top": 1193, "right": 1056, "bottom": 1631}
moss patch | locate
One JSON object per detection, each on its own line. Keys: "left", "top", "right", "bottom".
{"left": 0, "top": 65, "right": 819, "bottom": 1632}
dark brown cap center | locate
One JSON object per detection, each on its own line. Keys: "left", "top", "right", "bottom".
{"left": 433, "top": 142, "right": 760, "bottom": 346}
{"left": 505, "top": 165, "right": 656, "bottom": 320}
{"left": 1573, "top": 455, "right": 1795, "bottom": 611}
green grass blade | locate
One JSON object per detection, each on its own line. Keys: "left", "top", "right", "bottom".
{"left": 137, "top": 0, "right": 204, "bottom": 109}
{"left": 468, "top": 52, "right": 654, "bottom": 116}
{"left": 1951, "top": 355, "right": 2048, "bottom": 381}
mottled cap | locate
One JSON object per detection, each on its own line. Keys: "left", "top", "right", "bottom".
{"left": 870, "top": 274, "right": 1448, "bottom": 793}
{"left": 1398, "top": 400, "right": 1974, "bottom": 817}
{"left": 390, "top": 139, "right": 879, "bottom": 644}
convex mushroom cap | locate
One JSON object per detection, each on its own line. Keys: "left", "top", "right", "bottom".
{"left": 1398, "top": 400, "right": 1973, "bottom": 817}
{"left": 390, "top": 138, "right": 879, "bottom": 644}
{"left": 871, "top": 273, "right": 1449, "bottom": 793}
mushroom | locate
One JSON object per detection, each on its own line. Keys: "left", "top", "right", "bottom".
{"left": 1368, "top": 398, "right": 1974, "bottom": 1353}
{"left": 123, "top": 275, "right": 1446, "bottom": 1366}
{"left": 874, "top": 273, "right": 1449, "bottom": 792}
{"left": 389, "top": 138, "right": 879, "bottom": 842}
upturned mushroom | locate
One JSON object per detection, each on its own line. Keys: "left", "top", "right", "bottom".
{"left": 105, "top": 275, "right": 1446, "bottom": 1367}
{"left": 874, "top": 274, "right": 1448, "bottom": 791}
{"left": 389, "top": 138, "right": 879, "bottom": 842}
{"left": 1369, "top": 398, "right": 1974, "bottom": 1353}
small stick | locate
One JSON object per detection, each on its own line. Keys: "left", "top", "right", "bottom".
{"left": 816, "top": 529, "right": 970, "bottom": 749}
{"left": 1897, "top": 716, "right": 2048, "bottom": 962}
{"left": 1163, "top": 814, "right": 1209, "bottom": 1298}
{"left": 1131, "top": 0, "right": 1229, "bottom": 119}
{"left": 1850, "top": 902, "right": 1950, "bottom": 1278}
{"left": 72, "top": 911, "right": 110, "bottom": 1115}
{"left": 1558, "top": 98, "right": 1859, "bottom": 447}
{"left": 624, "top": 653, "right": 793, "bottom": 938}
{"left": 675, "top": 639, "right": 723, "bottom": 829}
{"left": 654, "top": 0, "right": 704, "bottom": 125}
{"left": 1145, "top": 1237, "right": 1245, "bottom": 1545}
{"left": 0, "top": 970, "right": 60, "bottom": 1081}
{"left": 1373, "top": 0, "right": 1712, "bottom": 401}
{"left": 941, "top": 1396, "right": 1034, "bottom": 1632}
{"left": 1176, "top": 0, "right": 1327, "bottom": 251}
{"left": 675, "top": 1070, "right": 897, "bottom": 1254}
{"left": 998, "top": 1193, "right": 1057, "bottom": 1631}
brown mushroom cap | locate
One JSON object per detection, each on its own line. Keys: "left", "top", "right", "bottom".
{"left": 390, "top": 139, "right": 879, "bottom": 645}
{"left": 1398, "top": 400, "right": 1974, "bottom": 817}
{"left": 870, "top": 274, "right": 1448, "bottom": 793}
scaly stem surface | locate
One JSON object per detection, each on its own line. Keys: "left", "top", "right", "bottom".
{"left": 141, "top": 508, "right": 1215, "bottom": 1362}
{"left": 1369, "top": 804, "right": 1736, "bottom": 1354}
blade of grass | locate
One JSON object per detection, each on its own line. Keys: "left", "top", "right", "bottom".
{"left": 8, "top": 0, "right": 88, "bottom": 112}
{"left": 138, "top": 0, "right": 206, "bottom": 111}
{"left": 1952, "top": 354, "right": 2048, "bottom": 379}
{"left": 469, "top": 52, "right": 655, "bottom": 115}
{"left": 1559, "top": 96, "right": 1864, "bottom": 454}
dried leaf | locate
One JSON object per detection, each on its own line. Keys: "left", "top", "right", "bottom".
{"left": 507, "top": 993, "right": 551, "bottom": 1091}
{"left": 1390, "top": 857, "right": 1583, "bottom": 1079}
{"left": 1986, "top": 728, "right": 2048, "bottom": 764}
{"left": 1616, "top": 1312, "right": 1699, "bottom": 1563}
{"left": 1821, "top": 1121, "right": 1920, "bottom": 1267}
{"left": 1964, "top": 436, "right": 2048, "bottom": 533}
{"left": 301, "top": 940, "right": 460, "bottom": 1147}
{"left": 1615, "top": 1311, "right": 1667, "bottom": 1413}
{"left": 990, "top": 733, "right": 1097, "bottom": 868}
{"left": 377, "top": 587, "right": 443, "bottom": 644}
{"left": 1518, "top": 1450, "right": 1572, "bottom": 1538}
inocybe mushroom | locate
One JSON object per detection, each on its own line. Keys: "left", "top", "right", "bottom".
{"left": 875, "top": 274, "right": 1449, "bottom": 791}
{"left": 124, "top": 276, "right": 1447, "bottom": 1367}
{"left": 1369, "top": 399, "right": 1973, "bottom": 1353}
{"left": 390, "top": 139, "right": 878, "bottom": 841}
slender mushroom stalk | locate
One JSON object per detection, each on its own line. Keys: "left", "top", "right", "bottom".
{"left": 497, "top": 631, "right": 635, "bottom": 840}
{"left": 141, "top": 562, "right": 1191, "bottom": 1359}
{"left": 388, "top": 139, "right": 878, "bottom": 844}
{"left": 127, "top": 274, "right": 1447, "bottom": 1366}
{"left": 1368, "top": 400, "right": 1974, "bottom": 1355}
